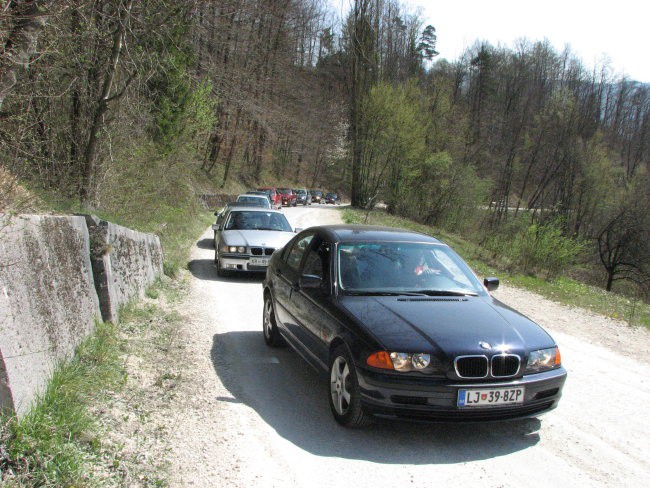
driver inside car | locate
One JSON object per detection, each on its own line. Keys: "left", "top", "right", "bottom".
{"left": 228, "top": 212, "right": 248, "bottom": 230}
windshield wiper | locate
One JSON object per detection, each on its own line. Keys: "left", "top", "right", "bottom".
{"left": 410, "top": 289, "right": 478, "bottom": 297}
{"left": 344, "top": 291, "right": 428, "bottom": 297}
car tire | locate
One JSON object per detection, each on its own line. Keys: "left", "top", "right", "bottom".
{"left": 263, "top": 294, "right": 283, "bottom": 347}
{"left": 215, "top": 251, "right": 229, "bottom": 277}
{"left": 328, "top": 345, "right": 371, "bottom": 427}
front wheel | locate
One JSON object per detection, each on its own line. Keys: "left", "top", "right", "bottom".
{"left": 263, "top": 294, "right": 283, "bottom": 347}
{"left": 329, "top": 345, "right": 371, "bottom": 427}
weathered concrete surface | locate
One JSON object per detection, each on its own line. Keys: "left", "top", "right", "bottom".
{"left": 83, "top": 215, "right": 164, "bottom": 323}
{"left": 0, "top": 215, "right": 101, "bottom": 415}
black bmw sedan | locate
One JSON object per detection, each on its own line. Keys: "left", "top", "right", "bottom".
{"left": 262, "top": 225, "right": 566, "bottom": 427}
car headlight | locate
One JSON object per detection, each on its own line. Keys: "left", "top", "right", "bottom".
{"left": 367, "top": 351, "right": 433, "bottom": 372}
{"left": 222, "top": 245, "right": 246, "bottom": 254}
{"left": 525, "top": 347, "right": 561, "bottom": 373}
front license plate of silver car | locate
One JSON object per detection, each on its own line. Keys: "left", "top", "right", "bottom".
{"left": 250, "top": 257, "right": 269, "bottom": 266}
{"left": 457, "top": 387, "right": 525, "bottom": 407}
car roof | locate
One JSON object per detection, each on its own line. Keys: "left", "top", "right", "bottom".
{"left": 302, "top": 225, "right": 444, "bottom": 245}
{"left": 237, "top": 193, "right": 268, "bottom": 199}
{"left": 224, "top": 201, "right": 258, "bottom": 207}
{"left": 224, "top": 205, "right": 284, "bottom": 214}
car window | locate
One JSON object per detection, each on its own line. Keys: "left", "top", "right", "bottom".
{"left": 263, "top": 212, "right": 292, "bottom": 232}
{"left": 337, "top": 242, "right": 483, "bottom": 293}
{"left": 303, "top": 239, "right": 330, "bottom": 280}
{"left": 285, "top": 234, "right": 314, "bottom": 270}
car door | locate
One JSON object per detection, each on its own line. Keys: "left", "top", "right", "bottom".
{"left": 271, "top": 232, "right": 314, "bottom": 352}
{"left": 289, "top": 235, "right": 333, "bottom": 370}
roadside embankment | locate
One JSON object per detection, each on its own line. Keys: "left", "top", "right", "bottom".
{"left": 0, "top": 214, "right": 163, "bottom": 417}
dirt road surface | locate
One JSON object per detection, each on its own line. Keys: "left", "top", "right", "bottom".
{"left": 142, "top": 205, "right": 649, "bottom": 487}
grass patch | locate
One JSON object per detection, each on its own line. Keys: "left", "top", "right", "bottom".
{"left": 0, "top": 321, "right": 126, "bottom": 487}
{"left": 0, "top": 278, "right": 190, "bottom": 487}
{"left": 342, "top": 207, "right": 649, "bottom": 329}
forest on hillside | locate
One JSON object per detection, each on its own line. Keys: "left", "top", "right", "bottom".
{"left": 0, "top": 0, "right": 648, "bottom": 297}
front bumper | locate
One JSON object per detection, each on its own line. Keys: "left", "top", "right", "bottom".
{"left": 218, "top": 254, "right": 270, "bottom": 272}
{"left": 356, "top": 366, "right": 567, "bottom": 422}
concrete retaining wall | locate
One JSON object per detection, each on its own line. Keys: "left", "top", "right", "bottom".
{"left": 0, "top": 215, "right": 100, "bottom": 416}
{"left": 83, "top": 215, "right": 164, "bottom": 323}
{"left": 0, "top": 214, "right": 164, "bottom": 417}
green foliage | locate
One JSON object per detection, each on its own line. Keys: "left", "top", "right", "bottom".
{"left": 1, "top": 322, "right": 125, "bottom": 486}
{"left": 150, "top": 51, "right": 217, "bottom": 154}
{"left": 407, "top": 152, "right": 489, "bottom": 233}
{"left": 484, "top": 218, "right": 585, "bottom": 278}
{"left": 513, "top": 220, "right": 585, "bottom": 277}
{"left": 95, "top": 140, "right": 214, "bottom": 276}
{"left": 357, "top": 82, "right": 428, "bottom": 206}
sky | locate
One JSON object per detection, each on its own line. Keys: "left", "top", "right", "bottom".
{"left": 331, "top": 0, "right": 650, "bottom": 82}
{"left": 405, "top": 0, "right": 650, "bottom": 82}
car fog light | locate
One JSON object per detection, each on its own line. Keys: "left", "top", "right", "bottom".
{"left": 411, "top": 353, "right": 431, "bottom": 369}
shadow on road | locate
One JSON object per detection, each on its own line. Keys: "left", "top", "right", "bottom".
{"left": 210, "top": 331, "right": 541, "bottom": 464}
{"left": 196, "top": 238, "right": 215, "bottom": 250}
{"left": 187, "top": 259, "right": 265, "bottom": 283}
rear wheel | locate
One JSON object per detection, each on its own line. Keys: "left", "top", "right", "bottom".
{"left": 329, "top": 345, "right": 371, "bottom": 427}
{"left": 263, "top": 294, "right": 283, "bottom": 347}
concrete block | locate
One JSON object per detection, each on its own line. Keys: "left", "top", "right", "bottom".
{"left": 0, "top": 215, "right": 101, "bottom": 416}
{"left": 83, "top": 215, "right": 163, "bottom": 323}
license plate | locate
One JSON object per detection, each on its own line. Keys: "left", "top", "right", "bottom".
{"left": 250, "top": 257, "right": 269, "bottom": 266}
{"left": 457, "top": 387, "right": 524, "bottom": 407}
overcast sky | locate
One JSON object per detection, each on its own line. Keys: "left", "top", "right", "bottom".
{"left": 330, "top": 0, "right": 650, "bottom": 82}
{"left": 405, "top": 0, "right": 650, "bottom": 82}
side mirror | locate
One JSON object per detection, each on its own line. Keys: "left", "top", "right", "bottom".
{"left": 484, "top": 277, "right": 499, "bottom": 291}
{"left": 299, "top": 274, "right": 322, "bottom": 289}
{"left": 214, "top": 211, "right": 219, "bottom": 216}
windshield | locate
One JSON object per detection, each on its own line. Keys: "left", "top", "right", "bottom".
{"left": 337, "top": 242, "right": 485, "bottom": 296}
{"left": 236, "top": 195, "right": 270, "bottom": 207}
{"left": 277, "top": 188, "right": 291, "bottom": 194}
{"left": 224, "top": 211, "right": 292, "bottom": 231}
{"left": 295, "top": 189, "right": 307, "bottom": 195}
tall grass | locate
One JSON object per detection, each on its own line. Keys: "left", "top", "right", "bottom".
{"left": 1, "top": 321, "right": 125, "bottom": 487}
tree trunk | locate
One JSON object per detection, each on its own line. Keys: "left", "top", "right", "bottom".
{"left": 80, "top": 0, "right": 133, "bottom": 206}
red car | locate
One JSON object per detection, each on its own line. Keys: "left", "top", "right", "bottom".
{"left": 257, "top": 187, "right": 282, "bottom": 209}
{"left": 277, "top": 188, "right": 297, "bottom": 207}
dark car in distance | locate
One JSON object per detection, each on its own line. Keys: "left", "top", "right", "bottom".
{"left": 293, "top": 188, "right": 311, "bottom": 205}
{"left": 262, "top": 225, "right": 566, "bottom": 427}
{"left": 324, "top": 192, "right": 340, "bottom": 205}
{"left": 310, "top": 189, "right": 323, "bottom": 204}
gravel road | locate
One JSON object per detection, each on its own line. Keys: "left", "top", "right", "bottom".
{"left": 140, "top": 205, "right": 649, "bottom": 487}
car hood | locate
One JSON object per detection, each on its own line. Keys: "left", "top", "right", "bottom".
{"left": 338, "top": 295, "right": 554, "bottom": 355}
{"left": 221, "top": 229, "right": 294, "bottom": 248}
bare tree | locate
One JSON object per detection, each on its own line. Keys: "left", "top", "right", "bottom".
{"left": 0, "top": 0, "right": 55, "bottom": 111}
